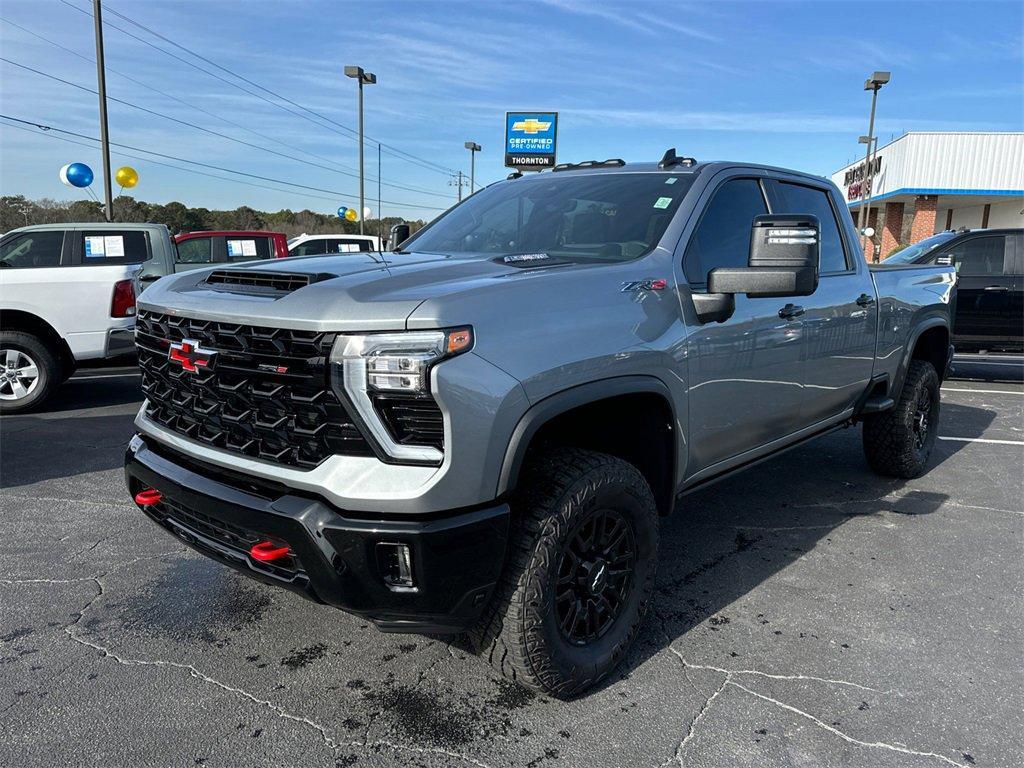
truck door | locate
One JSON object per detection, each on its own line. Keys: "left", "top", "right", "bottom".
{"left": 767, "top": 179, "right": 877, "bottom": 427}
{"left": 934, "top": 233, "right": 1013, "bottom": 349}
{"left": 681, "top": 175, "right": 805, "bottom": 475}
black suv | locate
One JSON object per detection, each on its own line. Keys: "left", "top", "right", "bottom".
{"left": 884, "top": 228, "right": 1022, "bottom": 351}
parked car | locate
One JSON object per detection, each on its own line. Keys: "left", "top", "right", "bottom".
{"left": 174, "top": 230, "right": 289, "bottom": 267}
{"left": 287, "top": 232, "right": 381, "bottom": 256}
{"left": 883, "top": 228, "right": 1022, "bottom": 351}
{"left": 126, "top": 155, "right": 955, "bottom": 697}
{"left": 0, "top": 222, "right": 175, "bottom": 412}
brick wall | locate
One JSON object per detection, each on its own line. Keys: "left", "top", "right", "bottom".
{"left": 909, "top": 196, "right": 937, "bottom": 244}
{"left": 880, "top": 202, "right": 904, "bottom": 257}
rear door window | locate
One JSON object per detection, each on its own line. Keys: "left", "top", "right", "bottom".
{"left": 176, "top": 237, "right": 214, "bottom": 264}
{"left": 78, "top": 230, "right": 150, "bottom": 265}
{"left": 774, "top": 182, "right": 849, "bottom": 273}
{"left": 0, "top": 231, "right": 65, "bottom": 268}
{"left": 326, "top": 238, "right": 372, "bottom": 253}
{"left": 226, "top": 237, "right": 273, "bottom": 261}
{"left": 290, "top": 238, "right": 328, "bottom": 257}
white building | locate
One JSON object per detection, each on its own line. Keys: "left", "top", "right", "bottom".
{"left": 832, "top": 132, "right": 1023, "bottom": 258}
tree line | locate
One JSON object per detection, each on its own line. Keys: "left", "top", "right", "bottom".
{"left": 0, "top": 195, "right": 427, "bottom": 238}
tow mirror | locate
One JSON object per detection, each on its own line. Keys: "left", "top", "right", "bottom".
{"left": 693, "top": 214, "right": 820, "bottom": 324}
{"left": 390, "top": 223, "right": 411, "bottom": 251}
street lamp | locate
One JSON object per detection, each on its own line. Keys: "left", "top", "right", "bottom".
{"left": 464, "top": 141, "right": 481, "bottom": 194}
{"left": 857, "top": 71, "right": 890, "bottom": 255}
{"left": 344, "top": 65, "right": 376, "bottom": 235}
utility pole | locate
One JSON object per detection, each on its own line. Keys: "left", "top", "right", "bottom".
{"left": 377, "top": 142, "right": 382, "bottom": 245}
{"left": 344, "top": 66, "right": 376, "bottom": 235}
{"left": 464, "top": 141, "right": 481, "bottom": 194}
{"left": 93, "top": 0, "right": 113, "bottom": 221}
{"left": 857, "top": 71, "right": 890, "bottom": 255}
{"left": 449, "top": 171, "right": 466, "bottom": 202}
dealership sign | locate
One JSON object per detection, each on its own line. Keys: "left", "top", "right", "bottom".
{"left": 505, "top": 112, "right": 558, "bottom": 170}
{"left": 844, "top": 156, "right": 882, "bottom": 201}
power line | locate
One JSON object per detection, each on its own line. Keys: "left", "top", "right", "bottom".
{"left": 1, "top": 54, "right": 453, "bottom": 200}
{"left": 0, "top": 114, "right": 448, "bottom": 211}
{"left": 58, "top": 0, "right": 457, "bottom": 178}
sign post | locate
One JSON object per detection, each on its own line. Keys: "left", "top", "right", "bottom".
{"left": 505, "top": 112, "right": 558, "bottom": 171}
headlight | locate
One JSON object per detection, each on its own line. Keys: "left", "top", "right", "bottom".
{"left": 330, "top": 328, "right": 473, "bottom": 463}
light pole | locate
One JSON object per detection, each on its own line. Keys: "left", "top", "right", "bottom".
{"left": 857, "top": 71, "right": 890, "bottom": 254}
{"left": 464, "top": 141, "right": 481, "bottom": 194}
{"left": 344, "top": 65, "right": 376, "bottom": 235}
{"left": 93, "top": 0, "right": 113, "bottom": 221}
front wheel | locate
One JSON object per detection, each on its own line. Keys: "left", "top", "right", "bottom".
{"left": 471, "top": 447, "right": 659, "bottom": 698}
{"left": 863, "top": 359, "right": 940, "bottom": 478}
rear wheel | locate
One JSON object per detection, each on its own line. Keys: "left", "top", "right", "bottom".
{"left": 471, "top": 447, "right": 659, "bottom": 698}
{"left": 863, "top": 360, "right": 940, "bottom": 478}
{"left": 0, "top": 332, "right": 60, "bottom": 414}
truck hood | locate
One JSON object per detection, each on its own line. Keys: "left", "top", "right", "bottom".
{"left": 137, "top": 251, "right": 582, "bottom": 331}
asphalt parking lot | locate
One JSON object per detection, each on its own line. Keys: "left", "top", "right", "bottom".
{"left": 1, "top": 355, "right": 1021, "bottom": 768}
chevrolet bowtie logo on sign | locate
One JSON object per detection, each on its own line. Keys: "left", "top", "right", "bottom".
{"left": 506, "top": 112, "right": 558, "bottom": 171}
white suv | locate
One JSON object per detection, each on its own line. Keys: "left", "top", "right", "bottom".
{"left": 287, "top": 233, "right": 381, "bottom": 256}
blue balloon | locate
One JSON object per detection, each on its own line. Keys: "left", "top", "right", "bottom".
{"left": 66, "top": 162, "right": 94, "bottom": 188}
{"left": 337, "top": 206, "right": 348, "bottom": 219}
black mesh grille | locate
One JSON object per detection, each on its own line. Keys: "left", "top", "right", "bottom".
{"left": 375, "top": 396, "right": 444, "bottom": 449}
{"left": 137, "top": 310, "right": 372, "bottom": 467}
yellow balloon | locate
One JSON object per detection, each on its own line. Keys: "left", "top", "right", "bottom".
{"left": 344, "top": 208, "right": 358, "bottom": 222}
{"left": 115, "top": 166, "right": 139, "bottom": 189}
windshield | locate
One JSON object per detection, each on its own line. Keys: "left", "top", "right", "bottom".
{"left": 406, "top": 172, "right": 697, "bottom": 262}
{"left": 883, "top": 231, "right": 955, "bottom": 264}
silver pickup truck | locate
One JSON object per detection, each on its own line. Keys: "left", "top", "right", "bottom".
{"left": 125, "top": 154, "right": 956, "bottom": 697}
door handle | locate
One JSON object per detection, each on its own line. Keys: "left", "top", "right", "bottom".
{"left": 778, "top": 303, "right": 805, "bottom": 320}
{"left": 855, "top": 293, "right": 876, "bottom": 307}
{"left": 983, "top": 285, "right": 1009, "bottom": 292}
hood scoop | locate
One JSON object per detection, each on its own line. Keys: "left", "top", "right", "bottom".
{"left": 202, "top": 269, "right": 335, "bottom": 296}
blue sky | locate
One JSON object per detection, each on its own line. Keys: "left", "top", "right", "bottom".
{"left": 1, "top": 0, "right": 1021, "bottom": 220}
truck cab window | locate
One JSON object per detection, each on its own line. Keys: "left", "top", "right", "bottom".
{"left": 684, "top": 179, "right": 767, "bottom": 284}
{"left": 0, "top": 231, "right": 64, "bottom": 268}
{"left": 79, "top": 231, "right": 150, "bottom": 265}
{"left": 943, "top": 236, "right": 1005, "bottom": 276}
{"left": 775, "top": 181, "right": 849, "bottom": 273}
{"left": 176, "top": 237, "right": 213, "bottom": 264}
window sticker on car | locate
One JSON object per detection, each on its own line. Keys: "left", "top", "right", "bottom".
{"left": 84, "top": 235, "right": 105, "bottom": 257}
{"left": 665, "top": 177, "right": 678, "bottom": 185}
{"left": 104, "top": 235, "right": 125, "bottom": 257}
{"left": 227, "top": 239, "right": 258, "bottom": 257}
{"left": 653, "top": 196, "right": 673, "bottom": 209}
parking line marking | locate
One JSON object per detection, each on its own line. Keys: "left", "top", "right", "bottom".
{"left": 938, "top": 436, "right": 1024, "bottom": 446}
{"left": 69, "top": 372, "right": 141, "bottom": 381}
{"left": 942, "top": 387, "right": 1024, "bottom": 395}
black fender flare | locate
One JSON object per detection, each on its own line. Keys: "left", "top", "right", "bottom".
{"left": 496, "top": 375, "right": 678, "bottom": 499}
{"left": 893, "top": 315, "right": 951, "bottom": 395}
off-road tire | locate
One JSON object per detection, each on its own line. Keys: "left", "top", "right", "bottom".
{"left": 470, "top": 447, "right": 659, "bottom": 698}
{"left": 0, "top": 331, "right": 60, "bottom": 415}
{"left": 863, "top": 360, "right": 940, "bottom": 478}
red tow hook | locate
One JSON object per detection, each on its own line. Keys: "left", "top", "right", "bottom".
{"left": 134, "top": 488, "right": 163, "bottom": 506}
{"left": 249, "top": 541, "right": 291, "bottom": 562}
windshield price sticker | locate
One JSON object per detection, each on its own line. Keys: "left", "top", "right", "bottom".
{"left": 505, "top": 112, "right": 558, "bottom": 171}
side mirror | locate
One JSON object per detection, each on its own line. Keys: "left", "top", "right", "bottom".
{"left": 708, "top": 214, "right": 820, "bottom": 299}
{"left": 390, "top": 223, "right": 411, "bottom": 251}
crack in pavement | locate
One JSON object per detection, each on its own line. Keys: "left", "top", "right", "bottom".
{"left": 728, "top": 681, "right": 971, "bottom": 768}
{"left": 660, "top": 672, "right": 730, "bottom": 767}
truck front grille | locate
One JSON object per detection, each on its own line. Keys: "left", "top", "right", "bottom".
{"left": 136, "top": 310, "right": 372, "bottom": 468}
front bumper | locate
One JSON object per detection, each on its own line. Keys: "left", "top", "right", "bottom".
{"left": 125, "top": 435, "right": 509, "bottom": 634}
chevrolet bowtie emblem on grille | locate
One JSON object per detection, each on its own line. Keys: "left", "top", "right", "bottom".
{"left": 511, "top": 118, "right": 551, "bottom": 134}
{"left": 168, "top": 339, "right": 216, "bottom": 373}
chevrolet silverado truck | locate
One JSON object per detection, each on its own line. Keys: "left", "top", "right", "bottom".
{"left": 125, "top": 153, "right": 956, "bottom": 697}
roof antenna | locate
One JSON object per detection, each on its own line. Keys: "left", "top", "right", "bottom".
{"left": 658, "top": 148, "right": 678, "bottom": 168}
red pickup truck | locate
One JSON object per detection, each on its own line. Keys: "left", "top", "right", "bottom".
{"left": 173, "top": 231, "right": 289, "bottom": 267}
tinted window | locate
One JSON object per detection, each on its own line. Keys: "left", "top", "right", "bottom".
{"left": 226, "top": 237, "right": 273, "bottom": 262}
{"left": 176, "top": 237, "right": 213, "bottom": 264}
{"left": 684, "top": 179, "right": 767, "bottom": 284}
{"left": 776, "top": 182, "right": 848, "bottom": 272}
{"left": 326, "top": 238, "right": 372, "bottom": 253}
{"left": 943, "top": 236, "right": 1005, "bottom": 276}
{"left": 290, "top": 239, "right": 328, "bottom": 257}
{"left": 883, "top": 231, "right": 956, "bottom": 264}
{"left": 409, "top": 172, "right": 697, "bottom": 263}
{"left": 0, "top": 231, "right": 64, "bottom": 268}
{"left": 79, "top": 230, "right": 150, "bottom": 265}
